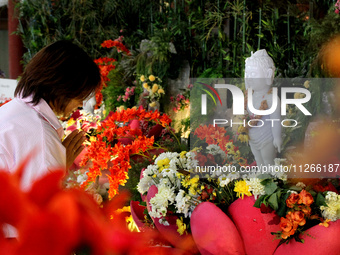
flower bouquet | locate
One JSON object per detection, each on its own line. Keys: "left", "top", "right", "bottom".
{"left": 136, "top": 124, "right": 340, "bottom": 254}
{"left": 170, "top": 84, "right": 192, "bottom": 113}
{"left": 94, "top": 37, "right": 131, "bottom": 109}
{"left": 138, "top": 74, "right": 165, "bottom": 110}
{"left": 76, "top": 107, "right": 172, "bottom": 200}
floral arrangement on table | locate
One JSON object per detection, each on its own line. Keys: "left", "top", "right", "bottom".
{"left": 137, "top": 125, "right": 250, "bottom": 230}
{"left": 170, "top": 84, "right": 192, "bottom": 113}
{"left": 138, "top": 74, "right": 165, "bottom": 109}
{"left": 136, "top": 123, "right": 340, "bottom": 254}
{"left": 94, "top": 37, "right": 131, "bottom": 109}
{"left": 77, "top": 107, "right": 172, "bottom": 200}
{"left": 254, "top": 177, "right": 340, "bottom": 244}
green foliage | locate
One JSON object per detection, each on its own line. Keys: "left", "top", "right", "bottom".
{"left": 17, "top": 0, "right": 335, "bottom": 80}
{"left": 17, "top": 0, "right": 119, "bottom": 64}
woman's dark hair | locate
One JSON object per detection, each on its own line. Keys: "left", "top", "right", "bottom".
{"left": 15, "top": 40, "right": 101, "bottom": 113}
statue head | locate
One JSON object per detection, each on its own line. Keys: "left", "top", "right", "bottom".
{"left": 245, "top": 49, "right": 275, "bottom": 90}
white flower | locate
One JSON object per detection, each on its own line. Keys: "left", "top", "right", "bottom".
{"left": 185, "top": 152, "right": 199, "bottom": 170}
{"left": 175, "top": 190, "right": 191, "bottom": 217}
{"left": 159, "top": 218, "right": 170, "bottom": 226}
{"left": 218, "top": 175, "right": 232, "bottom": 187}
{"left": 155, "top": 152, "right": 179, "bottom": 166}
{"left": 245, "top": 178, "right": 266, "bottom": 199}
{"left": 137, "top": 175, "right": 153, "bottom": 194}
{"left": 274, "top": 158, "right": 287, "bottom": 166}
{"left": 320, "top": 191, "right": 340, "bottom": 221}
{"left": 296, "top": 182, "right": 306, "bottom": 188}
{"left": 76, "top": 171, "right": 88, "bottom": 185}
{"left": 149, "top": 183, "right": 176, "bottom": 220}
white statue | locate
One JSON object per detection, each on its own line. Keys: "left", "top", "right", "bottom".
{"left": 82, "top": 95, "right": 97, "bottom": 115}
{"left": 244, "top": 49, "right": 282, "bottom": 166}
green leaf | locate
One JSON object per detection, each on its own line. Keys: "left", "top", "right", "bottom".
{"left": 264, "top": 182, "right": 278, "bottom": 195}
{"left": 315, "top": 192, "right": 327, "bottom": 207}
{"left": 253, "top": 195, "right": 266, "bottom": 208}
{"left": 258, "top": 173, "right": 272, "bottom": 180}
{"left": 268, "top": 193, "right": 279, "bottom": 211}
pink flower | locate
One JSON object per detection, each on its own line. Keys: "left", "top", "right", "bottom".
{"left": 188, "top": 84, "right": 193, "bottom": 89}
{"left": 126, "top": 87, "right": 130, "bottom": 92}
{"left": 81, "top": 122, "right": 97, "bottom": 132}
{"left": 125, "top": 92, "right": 129, "bottom": 97}
{"left": 336, "top": 8, "right": 339, "bottom": 14}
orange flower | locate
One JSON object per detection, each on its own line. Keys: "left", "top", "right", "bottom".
{"left": 280, "top": 217, "right": 296, "bottom": 239}
{"left": 319, "top": 218, "right": 331, "bottom": 228}
{"left": 286, "top": 193, "right": 300, "bottom": 208}
{"left": 298, "top": 189, "right": 314, "bottom": 206}
{"left": 101, "top": 39, "right": 131, "bottom": 55}
{"left": 80, "top": 108, "right": 172, "bottom": 199}
{"left": 300, "top": 205, "right": 312, "bottom": 216}
{"left": 287, "top": 211, "right": 306, "bottom": 226}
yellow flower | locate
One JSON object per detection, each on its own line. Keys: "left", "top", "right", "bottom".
{"left": 237, "top": 126, "right": 249, "bottom": 143}
{"left": 127, "top": 214, "right": 139, "bottom": 232}
{"left": 157, "top": 158, "right": 170, "bottom": 171}
{"left": 149, "top": 75, "right": 156, "bottom": 82}
{"left": 238, "top": 134, "right": 249, "bottom": 143}
{"left": 238, "top": 157, "right": 247, "bottom": 165}
{"left": 304, "top": 80, "right": 310, "bottom": 89}
{"left": 158, "top": 88, "right": 165, "bottom": 94}
{"left": 115, "top": 206, "right": 130, "bottom": 214}
{"left": 181, "top": 175, "right": 200, "bottom": 196}
{"left": 294, "top": 92, "right": 305, "bottom": 99}
{"left": 89, "top": 136, "right": 97, "bottom": 142}
{"left": 149, "top": 101, "right": 157, "bottom": 107}
{"left": 67, "top": 118, "right": 76, "bottom": 127}
{"left": 143, "top": 82, "right": 149, "bottom": 89}
{"left": 234, "top": 180, "right": 252, "bottom": 199}
{"left": 117, "top": 105, "right": 126, "bottom": 112}
{"left": 152, "top": 84, "right": 159, "bottom": 93}
{"left": 140, "top": 75, "right": 145, "bottom": 82}
{"left": 180, "top": 151, "right": 187, "bottom": 158}
{"left": 176, "top": 217, "right": 187, "bottom": 235}
{"left": 225, "top": 142, "right": 235, "bottom": 151}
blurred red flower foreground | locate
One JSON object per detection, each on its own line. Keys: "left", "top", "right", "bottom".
{"left": 0, "top": 156, "right": 189, "bottom": 255}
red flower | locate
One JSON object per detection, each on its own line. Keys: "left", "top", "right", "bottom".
{"left": 313, "top": 182, "right": 339, "bottom": 194}
{"left": 196, "top": 152, "right": 207, "bottom": 166}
